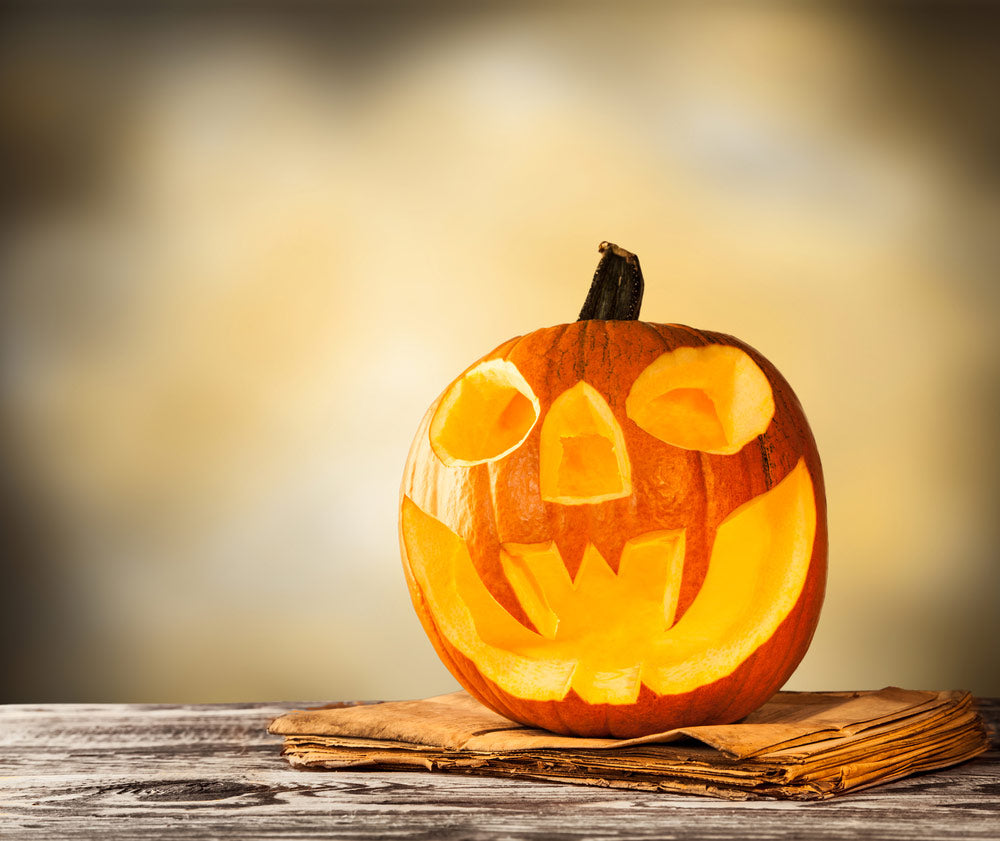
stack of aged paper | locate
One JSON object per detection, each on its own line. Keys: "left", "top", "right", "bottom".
{"left": 268, "top": 688, "right": 989, "bottom": 800}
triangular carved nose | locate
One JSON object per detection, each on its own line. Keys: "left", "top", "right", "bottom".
{"left": 539, "top": 381, "right": 631, "bottom": 505}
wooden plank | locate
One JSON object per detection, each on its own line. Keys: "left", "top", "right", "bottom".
{"left": 1, "top": 700, "right": 996, "bottom": 840}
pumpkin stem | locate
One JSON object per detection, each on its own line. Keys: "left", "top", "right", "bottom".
{"left": 577, "top": 242, "right": 644, "bottom": 321}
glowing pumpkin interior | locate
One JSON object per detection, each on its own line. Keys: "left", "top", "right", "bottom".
{"left": 405, "top": 343, "right": 815, "bottom": 706}
{"left": 429, "top": 359, "right": 539, "bottom": 467}
{"left": 540, "top": 381, "right": 631, "bottom": 505}
{"left": 626, "top": 344, "right": 775, "bottom": 454}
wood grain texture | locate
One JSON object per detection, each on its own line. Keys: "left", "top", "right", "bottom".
{"left": 1, "top": 699, "right": 997, "bottom": 840}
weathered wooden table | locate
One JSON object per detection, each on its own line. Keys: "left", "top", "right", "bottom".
{"left": 2, "top": 699, "right": 997, "bottom": 840}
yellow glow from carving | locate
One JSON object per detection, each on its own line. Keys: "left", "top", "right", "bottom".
{"left": 430, "top": 359, "right": 539, "bottom": 467}
{"left": 500, "top": 531, "right": 685, "bottom": 644}
{"left": 626, "top": 345, "right": 775, "bottom": 454}
{"left": 539, "top": 381, "right": 631, "bottom": 504}
{"left": 401, "top": 458, "right": 816, "bottom": 704}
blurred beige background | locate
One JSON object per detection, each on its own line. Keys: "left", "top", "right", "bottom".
{"left": 1, "top": 3, "right": 997, "bottom": 702}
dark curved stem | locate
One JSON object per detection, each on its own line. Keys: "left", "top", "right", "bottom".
{"left": 577, "top": 242, "right": 644, "bottom": 321}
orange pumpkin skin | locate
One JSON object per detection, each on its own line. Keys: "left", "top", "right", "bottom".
{"left": 401, "top": 317, "right": 826, "bottom": 738}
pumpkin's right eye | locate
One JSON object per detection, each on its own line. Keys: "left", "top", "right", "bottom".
{"left": 429, "top": 360, "right": 540, "bottom": 467}
{"left": 626, "top": 344, "right": 775, "bottom": 455}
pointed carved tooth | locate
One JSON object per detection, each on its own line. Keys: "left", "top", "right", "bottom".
{"left": 499, "top": 542, "right": 568, "bottom": 639}
{"left": 618, "top": 529, "right": 686, "bottom": 627}
{"left": 572, "top": 543, "right": 618, "bottom": 592}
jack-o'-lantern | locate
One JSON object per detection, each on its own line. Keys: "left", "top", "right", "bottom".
{"left": 400, "top": 243, "right": 827, "bottom": 737}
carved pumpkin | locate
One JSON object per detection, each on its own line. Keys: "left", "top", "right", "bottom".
{"left": 400, "top": 243, "right": 827, "bottom": 737}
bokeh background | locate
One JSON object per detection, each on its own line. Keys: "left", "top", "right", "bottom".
{"left": 1, "top": 2, "right": 997, "bottom": 703}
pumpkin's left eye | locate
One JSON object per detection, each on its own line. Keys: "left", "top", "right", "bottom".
{"left": 429, "top": 359, "right": 540, "bottom": 467}
{"left": 626, "top": 344, "right": 775, "bottom": 455}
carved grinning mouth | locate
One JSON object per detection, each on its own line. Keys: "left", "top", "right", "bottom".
{"left": 499, "top": 530, "right": 686, "bottom": 642}
{"left": 401, "top": 458, "right": 817, "bottom": 706}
